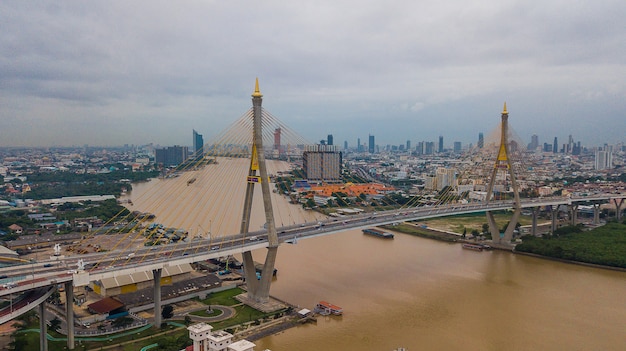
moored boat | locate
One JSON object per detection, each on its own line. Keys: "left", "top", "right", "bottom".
{"left": 462, "top": 243, "right": 484, "bottom": 251}
{"left": 362, "top": 228, "right": 394, "bottom": 239}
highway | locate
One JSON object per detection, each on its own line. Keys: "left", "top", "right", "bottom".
{"left": 0, "top": 194, "right": 623, "bottom": 300}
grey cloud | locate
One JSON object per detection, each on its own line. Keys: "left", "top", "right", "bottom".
{"left": 0, "top": 1, "right": 625, "bottom": 147}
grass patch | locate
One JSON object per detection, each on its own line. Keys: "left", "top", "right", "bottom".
{"left": 190, "top": 308, "right": 223, "bottom": 318}
{"left": 382, "top": 223, "right": 459, "bottom": 242}
{"left": 199, "top": 287, "right": 244, "bottom": 306}
{"left": 413, "top": 211, "right": 535, "bottom": 234}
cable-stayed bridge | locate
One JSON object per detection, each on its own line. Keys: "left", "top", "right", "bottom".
{"left": 1, "top": 81, "right": 624, "bottom": 350}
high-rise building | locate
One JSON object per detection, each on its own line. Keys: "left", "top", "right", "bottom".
{"left": 436, "top": 167, "right": 457, "bottom": 191}
{"left": 416, "top": 141, "right": 424, "bottom": 155}
{"left": 156, "top": 145, "right": 189, "bottom": 167}
{"left": 303, "top": 145, "right": 342, "bottom": 182}
{"left": 478, "top": 133, "right": 484, "bottom": 149}
{"left": 274, "top": 128, "right": 281, "bottom": 151}
{"left": 327, "top": 134, "right": 333, "bottom": 146}
{"left": 528, "top": 134, "right": 539, "bottom": 150}
{"left": 344, "top": 140, "right": 348, "bottom": 150}
{"left": 453, "top": 141, "right": 462, "bottom": 153}
{"left": 595, "top": 146, "right": 613, "bottom": 170}
{"left": 567, "top": 134, "right": 574, "bottom": 154}
{"left": 193, "top": 129, "right": 204, "bottom": 155}
{"left": 406, "top": 140, "right": 411, "bottom": 151}
{"left": 553, "top": 137, "right": 558, "bottom": 153}
{"left": 425, "top": 141, "right": 435, "bottom": 155}
{"left": 438, "top": 136, "right": 444, "bottom": 153}
{"left": 543, "top": 143, "right": 552, "bottom": 152}
{"left": 368, "top": 135, "right": 375, "bottom": 154}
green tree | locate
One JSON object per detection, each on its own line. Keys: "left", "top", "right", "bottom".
{"left": 305, "top": 198, "right": 315, "bottom": 208}
{"left": 162, "top": 304, "right": 174, "bottom": 319}
{"left": 49, "top": 317, "right": 62, "bottom": 332}
{"left": 481, "top": 223, "right": 489, "bottom": 234}
{"left": 111, "top": 316, "right": 133, "bottom": 328}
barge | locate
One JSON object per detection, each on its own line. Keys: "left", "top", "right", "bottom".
{"left": 462, "top": 243, "right": 484, "bottom": 251}
{"left": 362, "top": 228, "right": 394, "bottom": 239}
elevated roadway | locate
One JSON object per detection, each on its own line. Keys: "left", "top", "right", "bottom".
{"left": 0, "top": 194, "right": 623, "bottom": 299}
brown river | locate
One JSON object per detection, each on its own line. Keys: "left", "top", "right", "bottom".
{"left": 126, "top": 159, "right": 626, "bottom": 351}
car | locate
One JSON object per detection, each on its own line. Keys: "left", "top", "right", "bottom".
{"left": 211, "top": 246, "right": 219, "bottom": 251}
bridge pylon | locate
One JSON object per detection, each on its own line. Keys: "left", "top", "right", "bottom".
{"left": 239, "top": 79, "right": 280, "bottom": 305}
{"left": 485, "top": 103, "right": 522, "bottom": 245}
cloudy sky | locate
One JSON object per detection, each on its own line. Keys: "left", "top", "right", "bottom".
{"left": 1, "top": 1, "right": 625, "bottom": 148}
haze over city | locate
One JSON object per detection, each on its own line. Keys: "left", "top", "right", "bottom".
{"left": 1, "top": 1, "right": 625, "bottom": 147}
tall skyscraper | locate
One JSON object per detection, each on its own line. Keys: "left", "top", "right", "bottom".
{"left": 553, "top": 137, "right": 558, "bottom": 153}
{"left": 453, "top": 141, "right": 462, "bottom": 153}
{"left": 327, "top": 134, "right": 333, "bottom": 146}
{"left": 156, "top": 145, "right": 189, "bottom": 166}
{"left": 303, "top": 145, "right": 342, "bottom": 182}
{"left": 368, "top": 135, "right": 375, "bottom": 154}
{"left": 406, "top": 140, "right": 411, "bottom": 151}
{"left": 478, "top": 132, "right": 484, "bottom": 148}
{"left": 344, "top": 140, "right": 348, "bottom": 150}
{"left": 438, "top": 135, "right": 444, "bottom": 153}
{"left": 425, "top": 141, "right": 435, "bottom": 155}
{"left": 528, "top": 134, "right": 539, "bottom": 150}
{"left": 193, "top": 129, "right": 204, "bottom": 155}
{"left": 567, "top": 134, "right": 574, "bottom": 154}
{"left": 273, "top": 128, "right": 281, "bottom": 150}
{"left": 595, "top": 146, "right": 613, "bottom": 170}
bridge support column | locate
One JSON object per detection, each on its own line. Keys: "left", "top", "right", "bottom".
{"left": 256, "top": 247, "right": 278, "bottom": 301}
{"left": 531, "top": 207, "right": 539, "bottom": 236}
{"left": 551, "top": 207, "right": 558, "bottom": 233}
{"left": 242, "top": 251, "right": 259, "bottom": 296}
{"left": 569, "top": 204, "right": 578, "bottom": 226}
{"left": 593, "top": 203, "right": 601, "bottom": 225}
{"left": 613, "top": 198, "right": 624, "bottom": 222}
{"left": 484, "top": 103, "right": 521, "bottom": 247}
{"left": 486, "top": 211, "right": 500, "bottom": 242}
{"left": 153, "top": 268, "right": 162, "bottom": 328}
{"left": 238, "top": 80, "right": 280, "bottom": 304}
{"left": 39, "top": 301, "right": 48, "bottom": 351}
{"left": 64, "top": 281, "right": 75, "bottom": 350}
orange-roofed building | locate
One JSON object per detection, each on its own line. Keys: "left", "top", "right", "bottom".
{"left": 308, "top": 182, "right": 394, "bottom": 197}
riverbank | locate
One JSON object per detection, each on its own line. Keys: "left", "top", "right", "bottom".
{"left": 383, "top": 220, "right": 626, "bottom": 271}
{"left": 513, "top": 250, "right": 626, "bottom": 272}
{"left": 380, "top": 223, "right": 460, "bottom": 242}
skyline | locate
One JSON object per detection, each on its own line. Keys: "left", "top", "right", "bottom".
{"left": 1, "top": 1, "right": 625, "bottom": 147}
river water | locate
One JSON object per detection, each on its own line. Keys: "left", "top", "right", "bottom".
{"left": 126, "top": 159, "right": 626, "bottom": 351}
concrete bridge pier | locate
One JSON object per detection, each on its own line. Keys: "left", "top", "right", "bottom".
{"left": 64, "top": 281, "right": 75, "bottom": 349}
{"left": 551, "top": 207, "right": 559, "bottom": 233}
{"left": 531, "top": 207, "right": 539, "bottom": 236}
{"left": 39, "top": 301, "right": 48, "bottom": 351}
{"left": 569, "top": 204, "right": 579, "bottom": 226}
{"left": 593, "top": 203, "right": 601, "bottom": 225}
{"left": 153, "top": 268, "right": 162, "bottom": 327}
{"left": 242, "top": 251, "right": 259, "bottom": 296}
{"left": 613, "top": 198, "right": 624, "bottom": 222}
